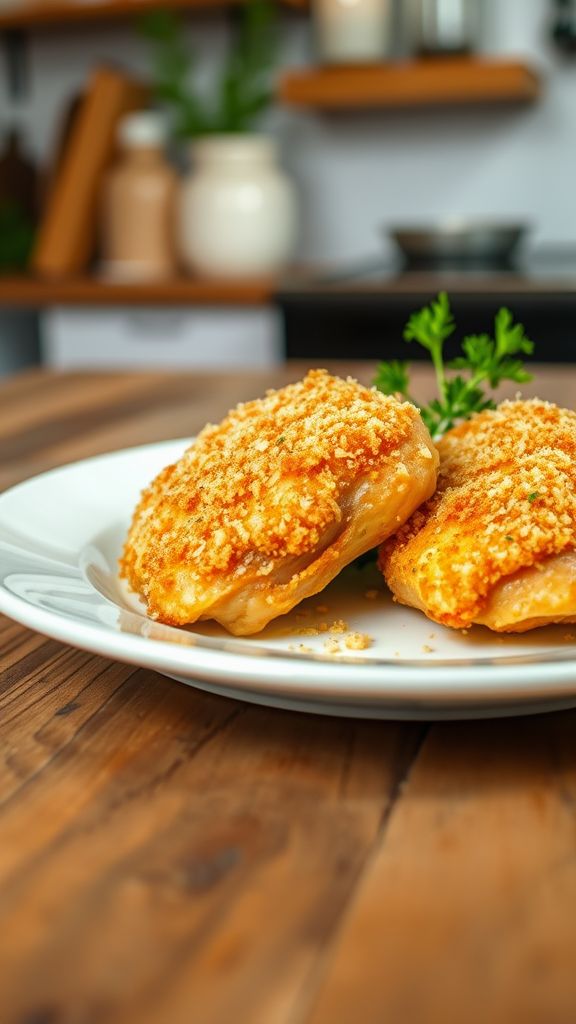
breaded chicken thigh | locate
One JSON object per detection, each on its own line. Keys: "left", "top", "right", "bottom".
{"left": 121, "top": 369, "right": 438, "bottom": 635}
{"left": 380, "top": 399, "right": 576, "bottom": 632}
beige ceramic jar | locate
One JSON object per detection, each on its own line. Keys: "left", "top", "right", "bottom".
{"left": 101, "top": 113, "right": 178, "bottom": 281}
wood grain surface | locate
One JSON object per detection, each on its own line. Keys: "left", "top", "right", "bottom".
{"left": 0, "top": 0, "right": 306, "bottom": 32}
{"left": 1, "top": 363, "right": 576, "bottom": 1024}
{"left": 280, "top": 58, "right": 540, "bottom": 110}
{"left": 0, "top": 275, "right": 277, "bottom": 308}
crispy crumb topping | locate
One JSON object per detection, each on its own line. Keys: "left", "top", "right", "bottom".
{"left": 122, "top": 369, "right": 420, "bottom": 617}
{"left": 345, "top": 632, "right": 372, "bottom": 650}
{"left": 381, "top": 399, "right": 576, "bottom": 627}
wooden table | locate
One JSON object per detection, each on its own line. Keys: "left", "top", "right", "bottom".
{"left": 1, "top": 363, "right": 576, "bottom": 1024}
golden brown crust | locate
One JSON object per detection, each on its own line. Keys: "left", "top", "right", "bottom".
{"left": 121, "top": 369, "right": 437, "bottom": 632}
{"left": 380, "top": 399, "right": 576, "bottom": 630}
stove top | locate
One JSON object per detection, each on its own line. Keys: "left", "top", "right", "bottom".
{"left": 281, "top": 247, "right": 576, "bottom": 297}
{"left": 278, "top": 249, "right": 576, "bottom": 363}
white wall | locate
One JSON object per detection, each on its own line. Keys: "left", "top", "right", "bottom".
{"left": 2, "top": 0, "right": 574, "bottom": 266}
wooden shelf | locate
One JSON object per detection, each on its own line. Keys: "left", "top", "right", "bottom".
{"left": 0, "top": 275, "right": 276, "bottom": 306}
{"left": 0, "top": 0, "right": 305, "bottom": 30}
{"left": 280, "top": 58, "right": 541, "bottom": 109}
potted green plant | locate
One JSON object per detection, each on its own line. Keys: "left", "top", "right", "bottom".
{"left": 141, "top": 3, "right": 297, "bottom": 278}
{"left": 0, "top": 201, "right": 35, "bottom": 275}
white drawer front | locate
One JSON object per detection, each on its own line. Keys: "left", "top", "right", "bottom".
{"left": 42, "top": 307, "right": 282, "bottom": 369}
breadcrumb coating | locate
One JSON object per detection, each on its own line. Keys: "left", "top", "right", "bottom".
{"left": 121, "top": 369, "right": 437, "bottom": 631}
{"left": 380, "top": 399, "right": 576, "bottom": 629}
{"left": 344, "top": 632, "right": 372, "bottom": 650}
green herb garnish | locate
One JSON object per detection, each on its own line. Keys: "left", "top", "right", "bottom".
{"left": 527, "top": 491, "right": 541, "bottom": 503}
{"left": 374, "top": 292, "right": 534, "bottom": 440}
{"left": 373, "top": 360, "right": 414, "bottom": 402}
{"left": 505, "top": 535, "right": 514, "bottom": 541}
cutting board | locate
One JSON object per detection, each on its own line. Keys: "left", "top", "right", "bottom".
{"left": 32, "top": 66, "right": 149, "bottom": 279}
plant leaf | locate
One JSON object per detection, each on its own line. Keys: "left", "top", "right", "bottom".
{"left": 373, "top": 360, "right": 412, "bottom": 398}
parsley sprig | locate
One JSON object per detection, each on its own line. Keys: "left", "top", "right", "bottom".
{"left": 374, "top": 293, "right": 534, "bottom": 440}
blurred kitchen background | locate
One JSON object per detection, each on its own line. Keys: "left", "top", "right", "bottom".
{"left": 1, "top": 0, "right": 575, "bottom": 374}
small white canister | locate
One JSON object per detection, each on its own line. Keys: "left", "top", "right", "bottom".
{"left": 314, "top": 0, "right": 394, "bottom": 63}
{"left": 177, "top": 135, "right": 298, "bottom": 278}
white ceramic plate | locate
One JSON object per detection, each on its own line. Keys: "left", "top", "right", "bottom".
{"left": 1, "top": 439, "right": 575, "bottom": 720}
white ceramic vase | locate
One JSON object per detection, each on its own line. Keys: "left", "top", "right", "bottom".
{"left": 178, "top": 135, "right": 298, "bottom": 278}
